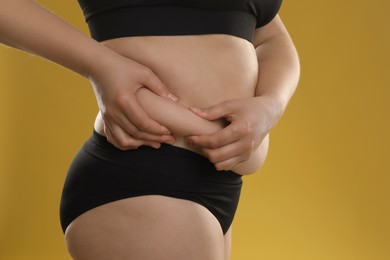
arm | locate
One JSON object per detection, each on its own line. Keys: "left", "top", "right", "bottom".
{"left": 0, "top": 0, "right": 105, "bottom": 77}
{"left": 0, "top": 0, "right": 177, "bottom": 149}
{"left": 252, "top": 15, "right": 300, "bottom": 123}
{"left": 187, "top": 15, "right": 300, "bottom": 171}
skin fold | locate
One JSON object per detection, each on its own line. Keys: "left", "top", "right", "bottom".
{"left": 93, "top": 34, "right": 271, "bottom": 175}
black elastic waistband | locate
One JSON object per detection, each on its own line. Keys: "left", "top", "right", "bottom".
{"left": 87, "top": 6, "right": 257, "bottom": 42}
{"left": 89, "top": 130, "right": 243, "bottom": 181}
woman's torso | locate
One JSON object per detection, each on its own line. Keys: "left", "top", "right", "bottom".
{"left": 94, "top": 34, "right": 259, "bottom": 152}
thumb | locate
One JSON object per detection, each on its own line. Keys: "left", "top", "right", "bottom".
{"left": 141, "top": 70, "right": 178, "bottom": 102}
{"left": 189, "top": 101, "right": 232, "bottom": 121}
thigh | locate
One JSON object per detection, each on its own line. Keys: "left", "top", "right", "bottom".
{"left": 64, "top": 195, "right": 225, "bottom": 260}
{"left": 224, "top": 226, "right": 232, "bottom": 260}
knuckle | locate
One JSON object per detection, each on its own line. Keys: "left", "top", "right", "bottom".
{"left": 116, "top": 139, "right": 129, "bottom": 150}
{"left": 130, "top": 129, "right": 142, "bottom": 139}
{"left": 207, "top": 151, "right": 219, "bottom": 163}
{"left": 141, "top": 67, "right": 153, "bottom": 79}
{"left": 215, "top": 163, "right": 225, "bottom": 171}
{"left": 107, "top": 136, "right": 126, "bottom": 150}
{"left": 117, "top": 139, "right": 137, "bottom": 150}
{"left": 202, "top": 148, "right": 210, "bottom": 157}
{"left": 131, "top": 131, "right": 141, "bottom": 139}
{"left": 116, "top": 145, "right": 128, "bottom": 151}
{"left": 138, "top": 120, "right": 151, "bottom": 131}
{"left": 206, "top": 139, "right": 218, "bottom": 149}
{"left": 231, "top": 125, "right": 241, "bottom": 135}
{"left": 242, "top": 141, "right": 252, "bottom": 151}
{"left": 234, "top": 122, "right": 251, "bottom": 135}
{"left": 116, "top": 94, "right": 130, "bottom": 107}
{"left": 203, "top": 149, "right": 212, "bottom": 159}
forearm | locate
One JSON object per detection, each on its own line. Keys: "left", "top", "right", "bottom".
{"left": 0, "top": 0, "right": 112, "bottom": 78}
{"left": 254, "top": 32, "right": 300, "bottom": 121}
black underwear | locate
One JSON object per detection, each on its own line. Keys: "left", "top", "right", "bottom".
{"left": 60, "top": 130, "right": 243, "bottom": 234}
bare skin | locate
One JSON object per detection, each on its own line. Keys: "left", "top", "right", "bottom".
{"left": 1, "top": 1, "right": 299, "bottom": 259}
{"left": 93, "top": 34, "right": 269, "bottom": 175}
{"left": 65, "top": 196, "right": 229, "bottom": 260}
{"left": 134, "top": 87, "right": 270, "bottom": 175}
{"left": 67, "top": 34, "right": 266, "bottom": 259}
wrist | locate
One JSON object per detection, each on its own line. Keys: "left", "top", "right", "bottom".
{"left": 254, "top": 94, "right": 286, "bottom": 128}
{"left": 84, "top": 46, "right": 117, "bottom": 80}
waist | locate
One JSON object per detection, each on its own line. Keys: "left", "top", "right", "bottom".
{"left": 86, "top": 6, "right": 257, "bottom": 42}
{"left": 95, "top": 34, "right": 258, "bottom": 153}
{"left": 88, "top": 129, "right": 243, "bottom": 181}
{"left": 101, "top": 34, "right": 259, "bottom": 106}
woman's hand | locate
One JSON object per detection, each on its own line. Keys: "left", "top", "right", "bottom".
{"left": 186, "top": 16, "right": 299, "bottom": 171}
{"left": 88, "top": 50, "right": 178, "bottom": 150}
{"left": 186, "top": 96, "right": 283, "bottom": 170}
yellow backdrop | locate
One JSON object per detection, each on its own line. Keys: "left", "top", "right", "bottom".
{"left": 1, "top": 1, "right": 389, "bottom": 259}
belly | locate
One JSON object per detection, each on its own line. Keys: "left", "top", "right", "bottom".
{"left": 101, "top": 35, "right": 258, "bottom": 105}
{"left": 94, "top": 34, "right": 259, "bottom": 149}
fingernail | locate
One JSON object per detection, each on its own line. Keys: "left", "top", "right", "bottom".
{"left": 162, "top": 127, "right": 171, "bottom": 135}
{"left": 165, "top": 138, "right": 175, "bottom": 145}
{"left": 168, "top": 93, "right": 178, "bottom": 102}
{"left": 189, "top": 107, "right": 202, "bottom": 113}
{"left": 151, "top": 143, "right": 161, "bottom": 149}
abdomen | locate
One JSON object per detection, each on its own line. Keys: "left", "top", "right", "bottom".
{"left": 101, "top": 34, "right": 259, "bottom": 106}
{"left": 95, "top": 34, "right": 267, "bottom": 174}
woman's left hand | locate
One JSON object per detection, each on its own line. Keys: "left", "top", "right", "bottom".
{"left": 185, "top": 96, "right": 282, "bottom": 171}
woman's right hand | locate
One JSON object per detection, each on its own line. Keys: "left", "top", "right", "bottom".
{"left": 0, "top": 0, "right": 175, "bottom": 150}
{"left": 87, "top": 50, "right": 178, "bottom": 150}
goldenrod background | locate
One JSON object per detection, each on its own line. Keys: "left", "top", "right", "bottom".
{"left": 1, "top": 0, "right": 389, "bottom": 259}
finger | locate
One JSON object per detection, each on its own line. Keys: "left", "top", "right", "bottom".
{"left": 215, "top": 156, "right": 247, "bottom": 172}
{"left": 105, "top": 123, "right": 144, "bottom": 150}
{"left": 186, "top": 124, "right": 242, "bottom": 149}
{"left": 201, "top": 140, "right": 250, "bottom": 165}
{"left": 140, "top": 69, "right": 178, "bottom": 102}
{"left": 189, "top": 100, "right": 236, "bottom": 121}
{"left": 104, "top": 124, "right": 125, "bottom": 149}
{"left": 106, "top": 121, "right": 167, "bottom": 149}
{"left": 114, "top": 112, "right": 175, "bottom": 144}
{"left": 124, "top": 95, "right": 172, "bottom": 135}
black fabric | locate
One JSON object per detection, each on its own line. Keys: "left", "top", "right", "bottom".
{"left": 77, "top": 0, "right": 283, "bottom": 42}
{"left": 60, "top": 131, "right": 243, "bottom": 234}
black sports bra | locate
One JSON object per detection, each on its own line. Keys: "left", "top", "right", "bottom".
{"left": 77, "top": 0, "right": 283, "bottom": 42}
